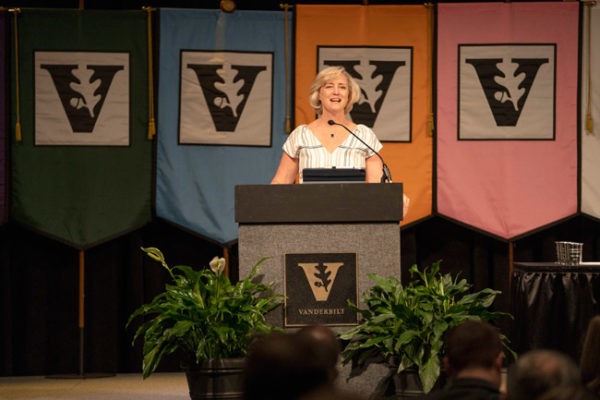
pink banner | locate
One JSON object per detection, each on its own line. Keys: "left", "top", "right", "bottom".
{"left": 436, "top": 2, "right": 578, "bottom": 239}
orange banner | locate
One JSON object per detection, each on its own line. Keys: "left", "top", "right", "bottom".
{"left": 295, "top": 5, "right": 433, "bottom": 225}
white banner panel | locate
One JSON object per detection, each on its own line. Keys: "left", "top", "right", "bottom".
{"left": 582, "top": 6, "right": 600, "bottom": 220}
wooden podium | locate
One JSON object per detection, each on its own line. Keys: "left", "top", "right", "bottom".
{"left": 235, "top": 183, "right": 403, "bottom": 328}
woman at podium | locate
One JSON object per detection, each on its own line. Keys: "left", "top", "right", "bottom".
{"left": 270, "top": 66, "right": 383, "bottom": 184}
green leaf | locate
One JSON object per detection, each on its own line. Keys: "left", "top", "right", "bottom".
{"left": 419, "top": 354, "right": 440, "bottom": 393}
{"left": 141, "top": 247, "right": 166, "bottom": 265}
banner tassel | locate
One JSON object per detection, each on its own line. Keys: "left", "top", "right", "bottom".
{"left": 426, "top": 3, "right": 434, "bottom": 137}
{"left": 281, "top": 3, "right": 292, "bottom": 134}
{"left": 143, "top": 6, "right": 156, "bottom": 140}
{"left": 148, "top": 117, "right": 156, "bottom": 138}
{"left": 10, "top": 8, "right": 22, "bottom": 142}
{"left": 585, "top": 2, "right": 594, "bottom": 135}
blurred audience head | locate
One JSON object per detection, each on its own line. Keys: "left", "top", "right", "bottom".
{"left": 242, "top": 327, "right": 338, "bottom": 400}
{"left": 507, "top": 349, "right": 581, "bottom": 400}
{"left": 443, "top": 320, "right": 504, "bottom": 386}
{"left": 537, "top": 384, "right": 598, "bottom": 400}
{"left": 580, "top": 315, "right": 600, "bottom": 396}
{"left": 295, "top": 324, "right": 341, "bottom": 381}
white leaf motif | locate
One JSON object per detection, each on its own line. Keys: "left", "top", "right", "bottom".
{"left": 214, "top": 63, "right": 244, "bottom": 118}
{"left": 354, "top": 60, "right": 382, "bottom": 114}
{"left": 493, "top": 60, "right": 525, "bottom": 112}
{"left": 69, "top": 65, "right": 101, "bottom": 118}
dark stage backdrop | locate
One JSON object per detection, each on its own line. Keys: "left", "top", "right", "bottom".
{"left": 1, "top": 215, "right": 599, "bottom": 376}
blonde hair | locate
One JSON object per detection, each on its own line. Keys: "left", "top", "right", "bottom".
{"left": 308, "top": 66, "right": 361, "bottom": 115}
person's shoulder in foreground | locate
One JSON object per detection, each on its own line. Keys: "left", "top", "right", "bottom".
{"left": 426, "top": 378, "right": 501, "bottom": 400}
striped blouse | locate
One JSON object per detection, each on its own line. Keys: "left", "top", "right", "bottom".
{"left": 282, "top": 124, "right": 383, "bottom": 183}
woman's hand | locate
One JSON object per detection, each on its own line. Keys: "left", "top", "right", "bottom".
{"left": 365, "top": 155, "right": 383, "bottom": 183}
{"left": 403, "top": 193, "right": 410, "bottom": 218}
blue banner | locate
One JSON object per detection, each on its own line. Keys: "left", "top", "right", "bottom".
{"left": 156, "top": 9, "right": 292, "bottom": 243}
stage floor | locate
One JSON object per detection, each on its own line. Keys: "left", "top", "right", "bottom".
{"left": 0, "top": 373, "right": 190, "bottom": 400}
{"left": 0, "top": 370, "right": 508, "bottom": 400}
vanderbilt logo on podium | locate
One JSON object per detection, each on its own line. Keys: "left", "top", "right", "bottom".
{"left": 284, "top": 253, "right": 358, "bottom": 327}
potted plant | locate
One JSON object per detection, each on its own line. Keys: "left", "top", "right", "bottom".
{"left": 127, "top": 247, "right": 284, "bottom": 399}
{"left": 338, "top": 261, "right": 514, "bottom": 397}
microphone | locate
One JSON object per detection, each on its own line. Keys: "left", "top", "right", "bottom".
{"left": 327, "top": 120, "right": 392, "bottom": 183}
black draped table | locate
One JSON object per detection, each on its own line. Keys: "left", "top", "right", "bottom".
{"left": 511, "top": 262, "right": 600, "bottom": 361}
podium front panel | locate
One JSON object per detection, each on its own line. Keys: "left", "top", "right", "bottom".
{"left": 238, "top": 222, "right": 400, "bottom": 328}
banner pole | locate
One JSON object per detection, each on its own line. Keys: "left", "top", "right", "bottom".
{"left": 508, "top": 241, "right": 514, "bottom": 290}
{"left": 78, "top": 250, "right": 85, "bottom": 377}
{"left": 223, "top": 246, "right": 230, "bottom": 277}
{"left": 46, "top": 250, "right": 114, "bottom": 379}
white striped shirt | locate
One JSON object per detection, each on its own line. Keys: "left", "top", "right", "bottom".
{"left": 282, "top": 124, "right": 383, "bottom": 183}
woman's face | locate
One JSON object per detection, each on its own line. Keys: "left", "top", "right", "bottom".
{"left": 318, "top": 73, "right": 349, "bottom": 114}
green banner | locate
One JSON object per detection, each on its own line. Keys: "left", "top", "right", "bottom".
{"left": 11, "top": 9, "right": 152, "bottom": 249}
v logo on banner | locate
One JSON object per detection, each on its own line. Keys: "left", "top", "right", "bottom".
{"left": 187, "top": 63, "right": 266, "bottom": 132}
{"left": 324, "top": 59, "right": 406, "bottom": 128}
{"left": 41, "top": 63, "right": 124, "bottom": 133}
{"left": 466, "top": 57, "right": 549, "bottom": 127}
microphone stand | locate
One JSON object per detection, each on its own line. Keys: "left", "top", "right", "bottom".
{"left": 327, "top": 120, "right": 392, "bottom": 183}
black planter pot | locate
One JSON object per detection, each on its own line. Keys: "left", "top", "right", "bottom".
{"left": 393, "top": 367, "right": 446, "bottom": 400}
{"left": 184, "top": 358, "right": 246, "bottom": 400}
{"left": 393, "top": 368, "right": 424, "bottom": 400}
